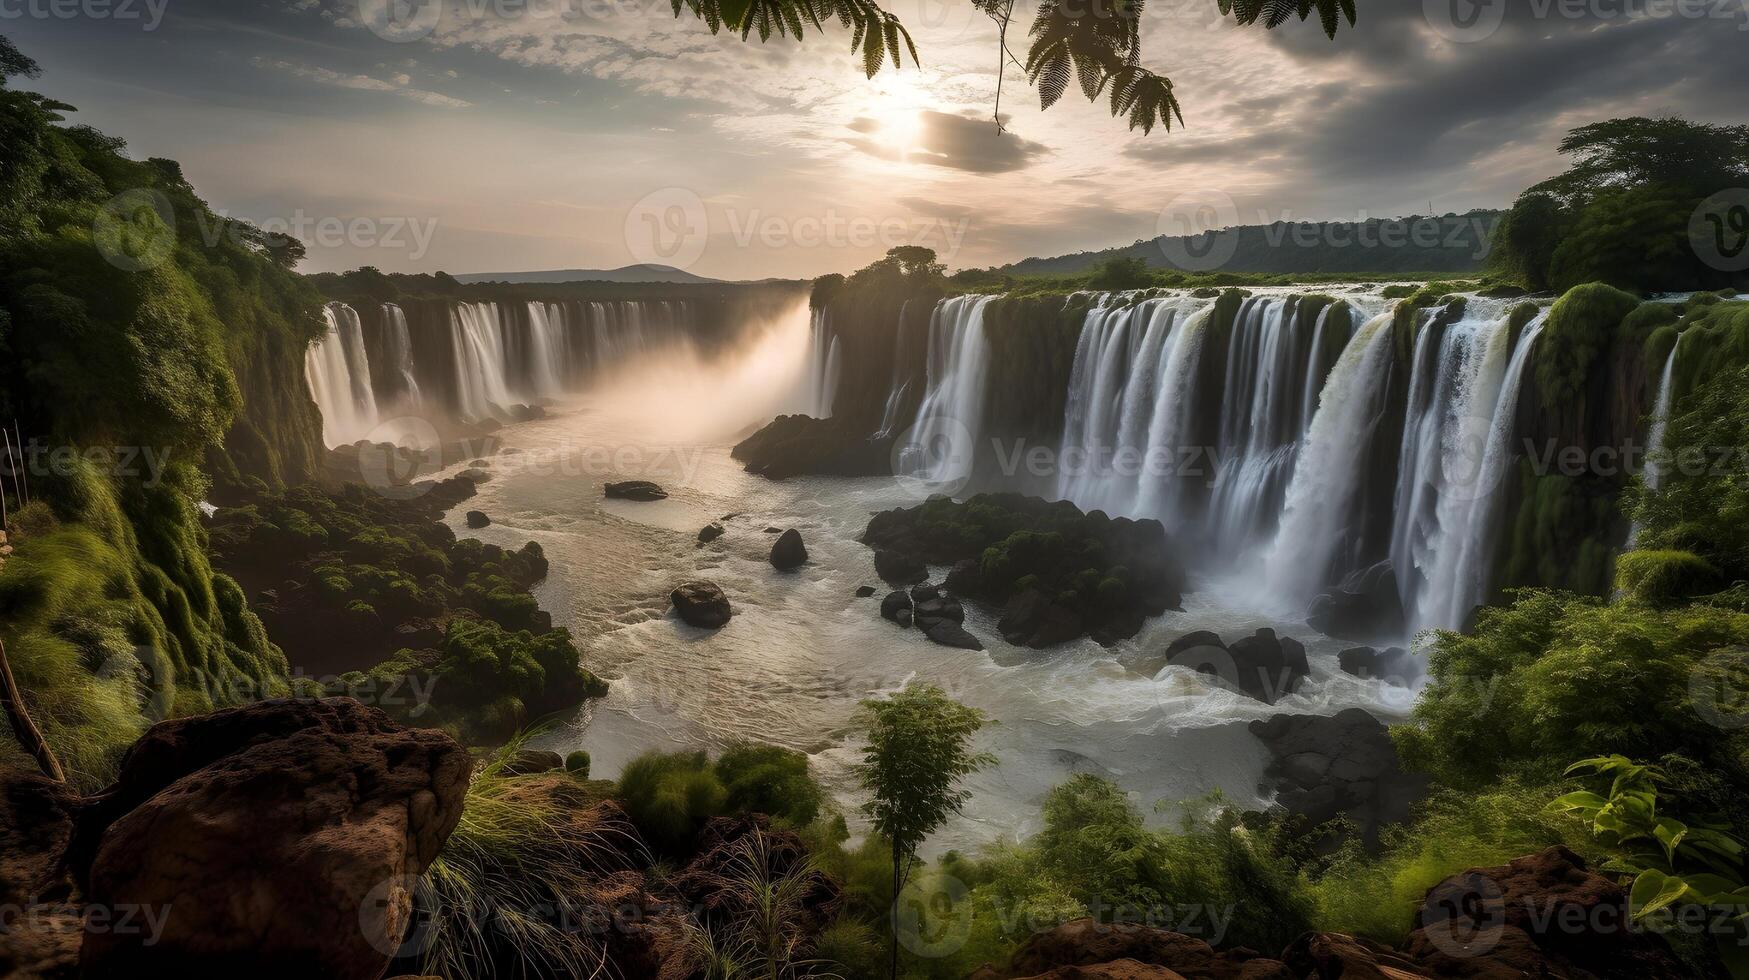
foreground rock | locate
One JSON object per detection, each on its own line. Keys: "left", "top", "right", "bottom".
{"left": 465, "top": 510, "right": 491, "bottom": 529}
{"left": 1308, "top": 559, "right": 1406, "bottom": 642}
{"left": 672, "top": 580, "right": 734, "bottom": 629}
{"left": 970, "top": 919, "right": 1291, "bottom": 979}
{"left": 0, "top": 766, "right": 82, "bottom": 979}
{"left": 1337, "top": 645, "right": 1419, "bottom": 686}
{"left": 863, "top": 493, "right": 1186, "bottom": 648}
{"left": 697, "top": 522, "right": 725, "bottom": 544}
{"left": 770, "top": 528, "right": 809, "bottom": 570}
{"left": 605, "top": 480, "right": 668, "bottom": 501}
{"left": 731, "top": 415, "right": 894, "bottom": 479}
{"left": 74, "top": 698, "right": 470, "bottom": 980}
{"left": 1248, "top": 708, "right": 1428, "bottom": 850}
{"left": 1128, "top": 630, "right": 1309, "bottom": 704}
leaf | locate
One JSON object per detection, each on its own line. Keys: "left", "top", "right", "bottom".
{"left": 1630, "top": 869, "right": 1691, "bottom": 919}
{"left": 1654, "top": 817, "right": 1690, "bottom": 864}
{"left": 1548, "top": 790, "right": 1609, "bottom": 815}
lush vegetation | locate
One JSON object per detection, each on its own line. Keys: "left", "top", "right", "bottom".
{"left": 1489, "top": 118, "right": 1749, "bottom": 293}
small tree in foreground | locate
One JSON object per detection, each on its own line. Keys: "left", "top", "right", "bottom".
{"left": 854, "top": 683, "right": 993, "bottom": 979}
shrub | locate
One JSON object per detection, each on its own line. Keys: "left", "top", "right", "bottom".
{"left": 1614, "top": 549, "right": 1722, "bottom": 604}
{"left": 617, "top": 751, "right": 728, "bottom": 855}
{"left": 715, "top": 742, "right": 822, "bottom": 826}
{"left": 565, "top": 750, "right": 591, "bottom": 778}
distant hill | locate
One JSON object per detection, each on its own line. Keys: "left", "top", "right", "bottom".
{"left": 454, "top": 264, "right": 723, "bottom": 285}
{"left": 1000, "top": 211, "right": 1504, "bottom": 277}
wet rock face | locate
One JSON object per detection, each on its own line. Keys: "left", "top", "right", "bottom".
{"left": 671, "top": 580, "right": 734, "bottom": 629}
{"left": 1308, "top": 559, "right": 1406, "bottom": 642}
{"left": 1248, "top": 707, "right": 1429, "bottom": 852}
{"left": 605, "top": 480, "right": 668, "bottom": 501}
{"left": 1131, "top": 629, "right": 1309, "bottom": 705}
{"left": 770, "top": 529, "right": 809, "bottom": 570}
{"left": 74, "top": 698, "right": 470, "bottom": 980}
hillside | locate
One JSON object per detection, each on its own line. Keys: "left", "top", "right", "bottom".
{"left": 454, "top": 263, "right": 722, "bottom": 285}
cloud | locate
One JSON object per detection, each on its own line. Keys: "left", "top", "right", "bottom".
{"left": 252, "top": 57, "right": 474, "bottom": 109}
{"left": 846, "top": 110, "right": 1049, "bottom": 173}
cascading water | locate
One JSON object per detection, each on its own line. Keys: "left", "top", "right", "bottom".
{"left": 525, "top": 302, "right": 571, "bottom": 397}
{"left": 450, "top": 302, "right": 517, "bottom": 422}
{"left": 1627, "top": 336, "right": 1683, "bottom": 548}
{"left": 807, "top": 309, "right": 842, "bottom": 418}
{"left": 379, "top": 303, "right": 422, "bottom": 409}
{"left": 306, "top": 303, "right": 380, "bottom": 447}
{"left": 1260, "top": 311, "right": 1398, "bottom": 606}
{"left": 900, "top": 294, "right": 995, "bottom": 486}
{"left": 1206, "top": 297, "right": 1314, "bottom": 557}
{"left": 875, "top": 300, "right": 918, "bottom": 438}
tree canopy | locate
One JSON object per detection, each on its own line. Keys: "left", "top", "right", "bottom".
{"left": 670, "top": 0, "right": 1356, "bottom": 134}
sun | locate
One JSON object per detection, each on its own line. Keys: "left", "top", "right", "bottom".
{"left": 860, "top": 74, "right": 929, "bottom": 154}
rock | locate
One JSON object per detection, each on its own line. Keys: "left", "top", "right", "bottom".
{"left": 945, "top": 558, "right": 985, "bottom": 594}
{"left": 1403, "top": 846, "right": 1692, "bottom": 979}
{"left": 1280, "top": 933, "right": 1430, "bottom": 978}
{"left": 670, "top": 815, "right": 841, "bottom": 936}
{"left": 1248, "top": 708, "right": 1429, "bottom": 851}
{"left": 999, "top": 588, "right": 1085, "bottom": 649}
{"left": 501, "top": 748, "right": 566, "bottom": 776}
{"left": 1338, "top": 646, "right": 1420, "bottom": 686}
{"left": 1015, "top": 964, "right": 1188, "bottom": 979}
{"left": 911, "top": 584, "right": 966, "bottom": 629}
{"left": 1308, "top": 560, "right": 1406, "bottom": 642}
{"left": 465, "top": 510, "right": 491, "bottom": 529}
{"left": 697, "top": 523, "right": 725, "bottom": 544}
{"left": 924, "top": 619, "right": 985, "bottom": 650}
{"left": 764, "top": 526, "right": 782, "bottom": 533}
{"left": 1168, "top": 629, "right": 1307, "bottom": 704}
{"left": 605, "top": 480, "right": 667, "bottom": 501}
{"left": 460, "top": 467, "right": 493, "bottom": 483}
{"left": 671, "top": 581, "right": 734, "bottom": 629}
{"left": 974, "top": 919, "right": 1291, "bottom": 980}
{"left": 770, "top": 528, "right": 808, "bottom": 570}
{"left": 75, "top": 698, "right": 470, "bottom": 980}
{"left": 874, "top": 547, "right": 928, "bottom": 585}
{"left": 732, "top": 414, "right": 895, "bottom": 479}
{"left": 855, "top": 585, "right": 877, "bottom": 598}
{"left": 881, "top": 590, "right": 913, "bottom": 626}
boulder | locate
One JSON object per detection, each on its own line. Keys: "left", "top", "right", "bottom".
{"left": 945, "top": 558, "right": 985, "bottom": 595}
{"left": 1169, "top": 629, "right": 1308, "bottom": 704}
{"left": 1248, "top": 708, "right": 1429, "bottom": 851}
{"left": 459, "top": 467, "right": 493, "bottom": 483}
{"left": 604, "top": 480, "right": 668, "bottom": 501}
{"left": 1308, "top": 560, "right": 1406, "bottom": 642}
{"left": 1015, "top": 964, "right": 1188, "bottom": 979}
{"left": 465, "top": 510, "right": 491, "bottom": 529}
{"left": 999, "top": 588, "right": 1085, "bottom": 649}
{"left": 911, "top": 584, "right": 966, "bottom": 630}
{"left": 1404, "top": 846, "right": 1691, "bottom": 979}
{"left": 924, "top": 619, "right": 985, "bottom": 651}
{"left": 881, "top": 590, "right": 914, "bottom": 626}
{"left": 1279, "top": 933, "right": 1429, "bottom": 979}
{"left": 1338, "top": 646, "right": 1420, "bottom": 686}
{"left": 697, "top": 523, "right": 725, "bottom": 545}
{"left": 75, "top": 698, "right": 470, "bottom": 980}
{"left": 874, "top": 547, "right": 928, "bottom": 585}
{"left": 855, "top": 585, "right": 877, "bottom": 598}
{"left": 671, "top": 581, "right": 734, "bottom": 629}
{"left": 501, "top": 748, "right": 566, "bottom": 776}
{"left": 0, "top": 766, "right": 82, "bottom": 980}
{"left": 973, "top": 919, "right": 1292, "bottom": 980}
{"left": 770, "top": 529, "right": 809, "bottom": 570}
{"left": 731, "top": 414, "right": 895, "bottom": 479}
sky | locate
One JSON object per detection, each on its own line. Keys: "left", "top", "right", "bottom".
{"left": 4, "top": 0, "right": 1746, "bottom": 279}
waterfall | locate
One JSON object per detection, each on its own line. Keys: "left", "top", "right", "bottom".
{"left": 380, "top": 303, "right": 422, "bottom": 408}
{"left": 1261, "top": 312, "right": 1397, "bottom": 606}
{"left": 450, "top": 302, "right": 517, "bottom": 422}
{"left": 901, "top": 294, "right": 996, "bottom": 486}
{"left": 1132, "top": 305, "right": 1213, "bottom": 525}
{"left": 306, "top": 303, "right": 380, "bottom": 447}
{"left": 875, "top": 300, "right": 919, "bottom": 438}
{"left": 1627, "top": 337, "right": 1683, "bottom": 548}
{"left": 808, "top": 309, "right": 841, "bottom": 418}
{"left": 1206, "top": 297, "right": 1312, "bottom": 557}
{"left": 525, "top": 301, "right": 570, "bottom": 397}
{"left": 1389, "top": 301, "right": 1532, "bottom": 635}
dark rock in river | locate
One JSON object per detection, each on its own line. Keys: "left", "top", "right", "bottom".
{"left": 671, "top": 581, "right": 734, "bottom": 629}
{"left": 732, "top": 414, "right": 894, "bottom": 479}
{"left": 944, "top": 558, "right": 984, "bottom": 595}
{"left": 855, "top": 585, "right": 877, "bottom": 598}
{"left": 769, "top": 528, "right": 808, "bottom": 570}
{"left": 1308, "top": 559, "right": 1406, "bottom": 642}
{"left": 697, "top": 522, "right": 725, "bottom": 544}
{"left": 465, "top": 510, "right": 491, "bottom": 529}
{"left": 998, "top": 588, "right": 1084, "bottom": 649}
{"left": 924, "top": 619, "right": 984, "bottom": 650}
{"left": 1248, "top": 707, "right": 1428, "bottom": 852}
{"left": 75, "top": 698, "right": 470, "bottom": 980}
{"left": 1338, "top": 645, "right": 1420, "bottom": 686}
{"left": 605, "top": 480, "right": 668, "bottom": 501}
{"left": 881, "top": 590, "right": 913, "bottom": 625}
{"left": 874, "top": 547, "right": 927, "bottom": 585}
{"left": 1155, "top": 628, "right": 1308, "bottom": 704}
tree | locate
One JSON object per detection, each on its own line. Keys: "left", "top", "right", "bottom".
{"left": 0, "top": 33, "right": 40, "bottom": 85}
{"left": 854, "top": 682, "right": 993, "bottom": 979}
{"left": 1086, "top": 254, "right": 1154, "bottom": 290}
{"left": 667, "top": 0, "right": 1354, "bottom": 134}
{"left": 1527, "top": 117, "right": 1749, "bottom": 207}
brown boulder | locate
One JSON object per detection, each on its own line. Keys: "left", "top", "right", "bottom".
{"left": 1018, "top": 961, "right": 1189, "bottom": 979}
{"left": 0, "top": 766, "right": 82, "bottom": 979}
{"left": 1403, "top": 846, "right": 1692, "bottom": 979}
{"left": 76, "top": 698, "right": 470, "bottom": 980}
{"left": 980, "top": 919, "right": 1291, "bottom": 980}
{"left": 1280, "top": 932, "right": 1429, "bottom": 979}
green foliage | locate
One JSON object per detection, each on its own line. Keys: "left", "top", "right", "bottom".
{"left": 1526, "top": 117, "right": 1749, "bottom": 208}
{"left": 566, "top": 750, "right": 592, "bottom": 777}
{"left": 1396, "top": 590, "right": 1749, "bottom": 804}
{"left": 1631, "top": 354, "right": 1749, "bottom": 591}
{"left": 618, "top": 743, "right": 826, "bottom": 855}
{"left": 1615, "top": 550, "right": 1723, "bottom": 605}
{"left": 717, "top": 742, "right": 824, "bottom": 827}
{"left": 1487, "top": 193, "right": 1569, "bottom": 291}
{"left": 1534, "top": 282, "right": 1641, "bottom": 413}
{"left": 1084, "top": 255, "right": 1154, "bottom": 290}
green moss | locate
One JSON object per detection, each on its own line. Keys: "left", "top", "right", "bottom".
{"left": 1614, "top": 550, "right": 1722, "bottom": 604}
{"left": 1534, "top": 282, "right": 1642, "bottom": 413}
